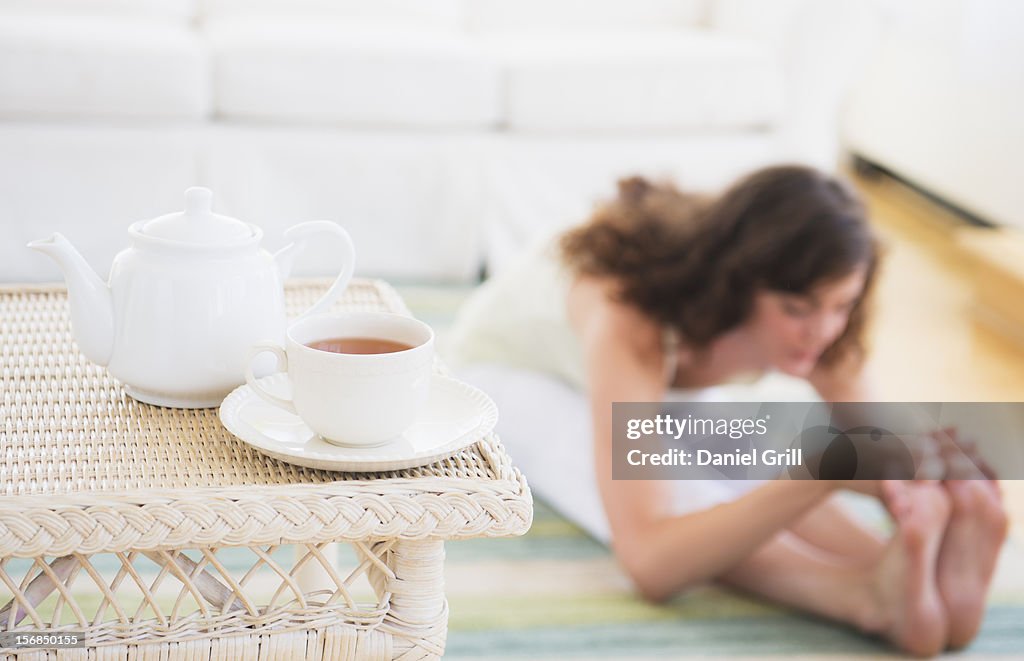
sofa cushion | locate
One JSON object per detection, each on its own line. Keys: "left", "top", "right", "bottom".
{"left": 706, "top": 0, "right": 806, "bottom": 47}
{"left": 0, "top": 0, "right": 196, "bottom": 22}
{"left": 204, "top": 127, "right": 486, "bottom": 282}
{"left": 207, "top": 17, "right": 500, "bottom": 128}
{"left": 467, "top": 0, "right": 707, "bottom": 32}
{"left": 202, "top": 0, "right": 463, "bottom": 30}
{"left": 487, "top": 29, "right": 784, "bottom": 132}
{"left": 0, "top": 16, "right": 208, "bottom": 119}
{"left": 0, "top": 124, "right": 202, "bottom": 283}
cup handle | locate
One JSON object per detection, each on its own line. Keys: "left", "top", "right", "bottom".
{"left": 246, "top": 343, "right": 298, "bottom": 415}
{"left": 273, "top": 221, "right": 356, "bottom": 319}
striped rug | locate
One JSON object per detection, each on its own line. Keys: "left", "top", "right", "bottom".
{"left": 443, "top": 497, "right": 1024, "bottom": 659}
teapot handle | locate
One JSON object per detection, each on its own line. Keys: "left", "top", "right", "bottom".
{"left": 273, "top": 221, "right": 356, "bottom": 318}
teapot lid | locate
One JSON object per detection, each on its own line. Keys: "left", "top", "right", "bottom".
{"left": 139, "top": 188, "right": 253, "bottom": 245}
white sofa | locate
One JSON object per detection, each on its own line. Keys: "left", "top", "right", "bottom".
{"left": 0, "top": 0, "right": 877, "bottom": 283}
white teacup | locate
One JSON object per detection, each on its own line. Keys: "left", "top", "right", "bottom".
{"left": 246, "top": 312, "right": 434, "bottom": 447}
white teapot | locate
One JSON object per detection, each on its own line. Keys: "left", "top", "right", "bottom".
{"left": 28, "top": 187, "right": 355, "bottom": 408}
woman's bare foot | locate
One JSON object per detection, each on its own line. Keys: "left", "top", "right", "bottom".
{"left": 862, "top": 481, "right": 951, "bottom": 657}
{"left": 937, "top": 479, "right": 1009, "bottom": 649}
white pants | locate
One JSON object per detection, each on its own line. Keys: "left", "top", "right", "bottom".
{"left": 458, "top": 364, "right": 788, "bottom": 544}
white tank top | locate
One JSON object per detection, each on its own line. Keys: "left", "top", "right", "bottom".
{"left": 445, "top": 239, "right": 680, "bottom": 391}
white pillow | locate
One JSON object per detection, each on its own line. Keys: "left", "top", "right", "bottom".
{"left": 0, "top": 0, "right": 196, "bottom": 22}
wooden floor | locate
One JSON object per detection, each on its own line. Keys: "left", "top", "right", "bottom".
{"left": 853, "top": 171, "right": 1024, "bottom": 402}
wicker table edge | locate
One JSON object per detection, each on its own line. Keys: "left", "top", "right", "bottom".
{"left": 0, "top": 469, "right": 533, "bottom": 558}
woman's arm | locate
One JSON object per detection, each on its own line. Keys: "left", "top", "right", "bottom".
{"left": 810, "top": 355, "right": 961, "bottom": 482}
{"left": 809, "top": 354, "right": 934, "bottom": 487}
{"left": 574, "top": 282, "right": 836, "bottom": 601}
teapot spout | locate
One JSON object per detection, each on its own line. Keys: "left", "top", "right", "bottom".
{"left": 27, "top": 233, "right": 114, "bottom": 366}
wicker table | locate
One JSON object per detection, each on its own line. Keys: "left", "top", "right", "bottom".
{"left": 0, "top": 280, "right": 533, "bottom": 660}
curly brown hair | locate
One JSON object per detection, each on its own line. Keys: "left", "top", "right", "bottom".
{"left": 559, "top": 165, "right": 880, "bottom": 368}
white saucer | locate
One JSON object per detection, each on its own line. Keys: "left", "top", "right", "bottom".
{"left": 219, "top": 373, "right": 498, "bottom": 472}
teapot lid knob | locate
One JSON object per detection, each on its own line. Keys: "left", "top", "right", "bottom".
{"left": 184, "top": 187, "right": 213, "bottom": 218}
{"left": 138, "top": 187, "right": 254, "bottom": 245}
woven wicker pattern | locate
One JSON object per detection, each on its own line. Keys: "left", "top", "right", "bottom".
{"left": 0, "top": 280, "right": 533, "bottom": 659}
{"left": 0, "top": 539, "right": 446, "bottom": 660}
{"left": 1, "top": 280, "right": 511, "bottom": 493}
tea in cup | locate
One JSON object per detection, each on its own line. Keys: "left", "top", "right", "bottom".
{"left": 246, "top": 312, "right": 434, "bottom": 446}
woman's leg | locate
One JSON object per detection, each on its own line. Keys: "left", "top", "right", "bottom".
{"left": 788, "top": 493, "right": 886, "bottom": 567}
{"left": 720, "top": 530, "right": 878, "bottom": 628}
{"left": 719, "top": 481, "right": 952, "bottom": 658}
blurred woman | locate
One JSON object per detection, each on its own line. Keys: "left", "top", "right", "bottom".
{"left": 447, "top": 165, "right": 1008, "bottom": 656}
